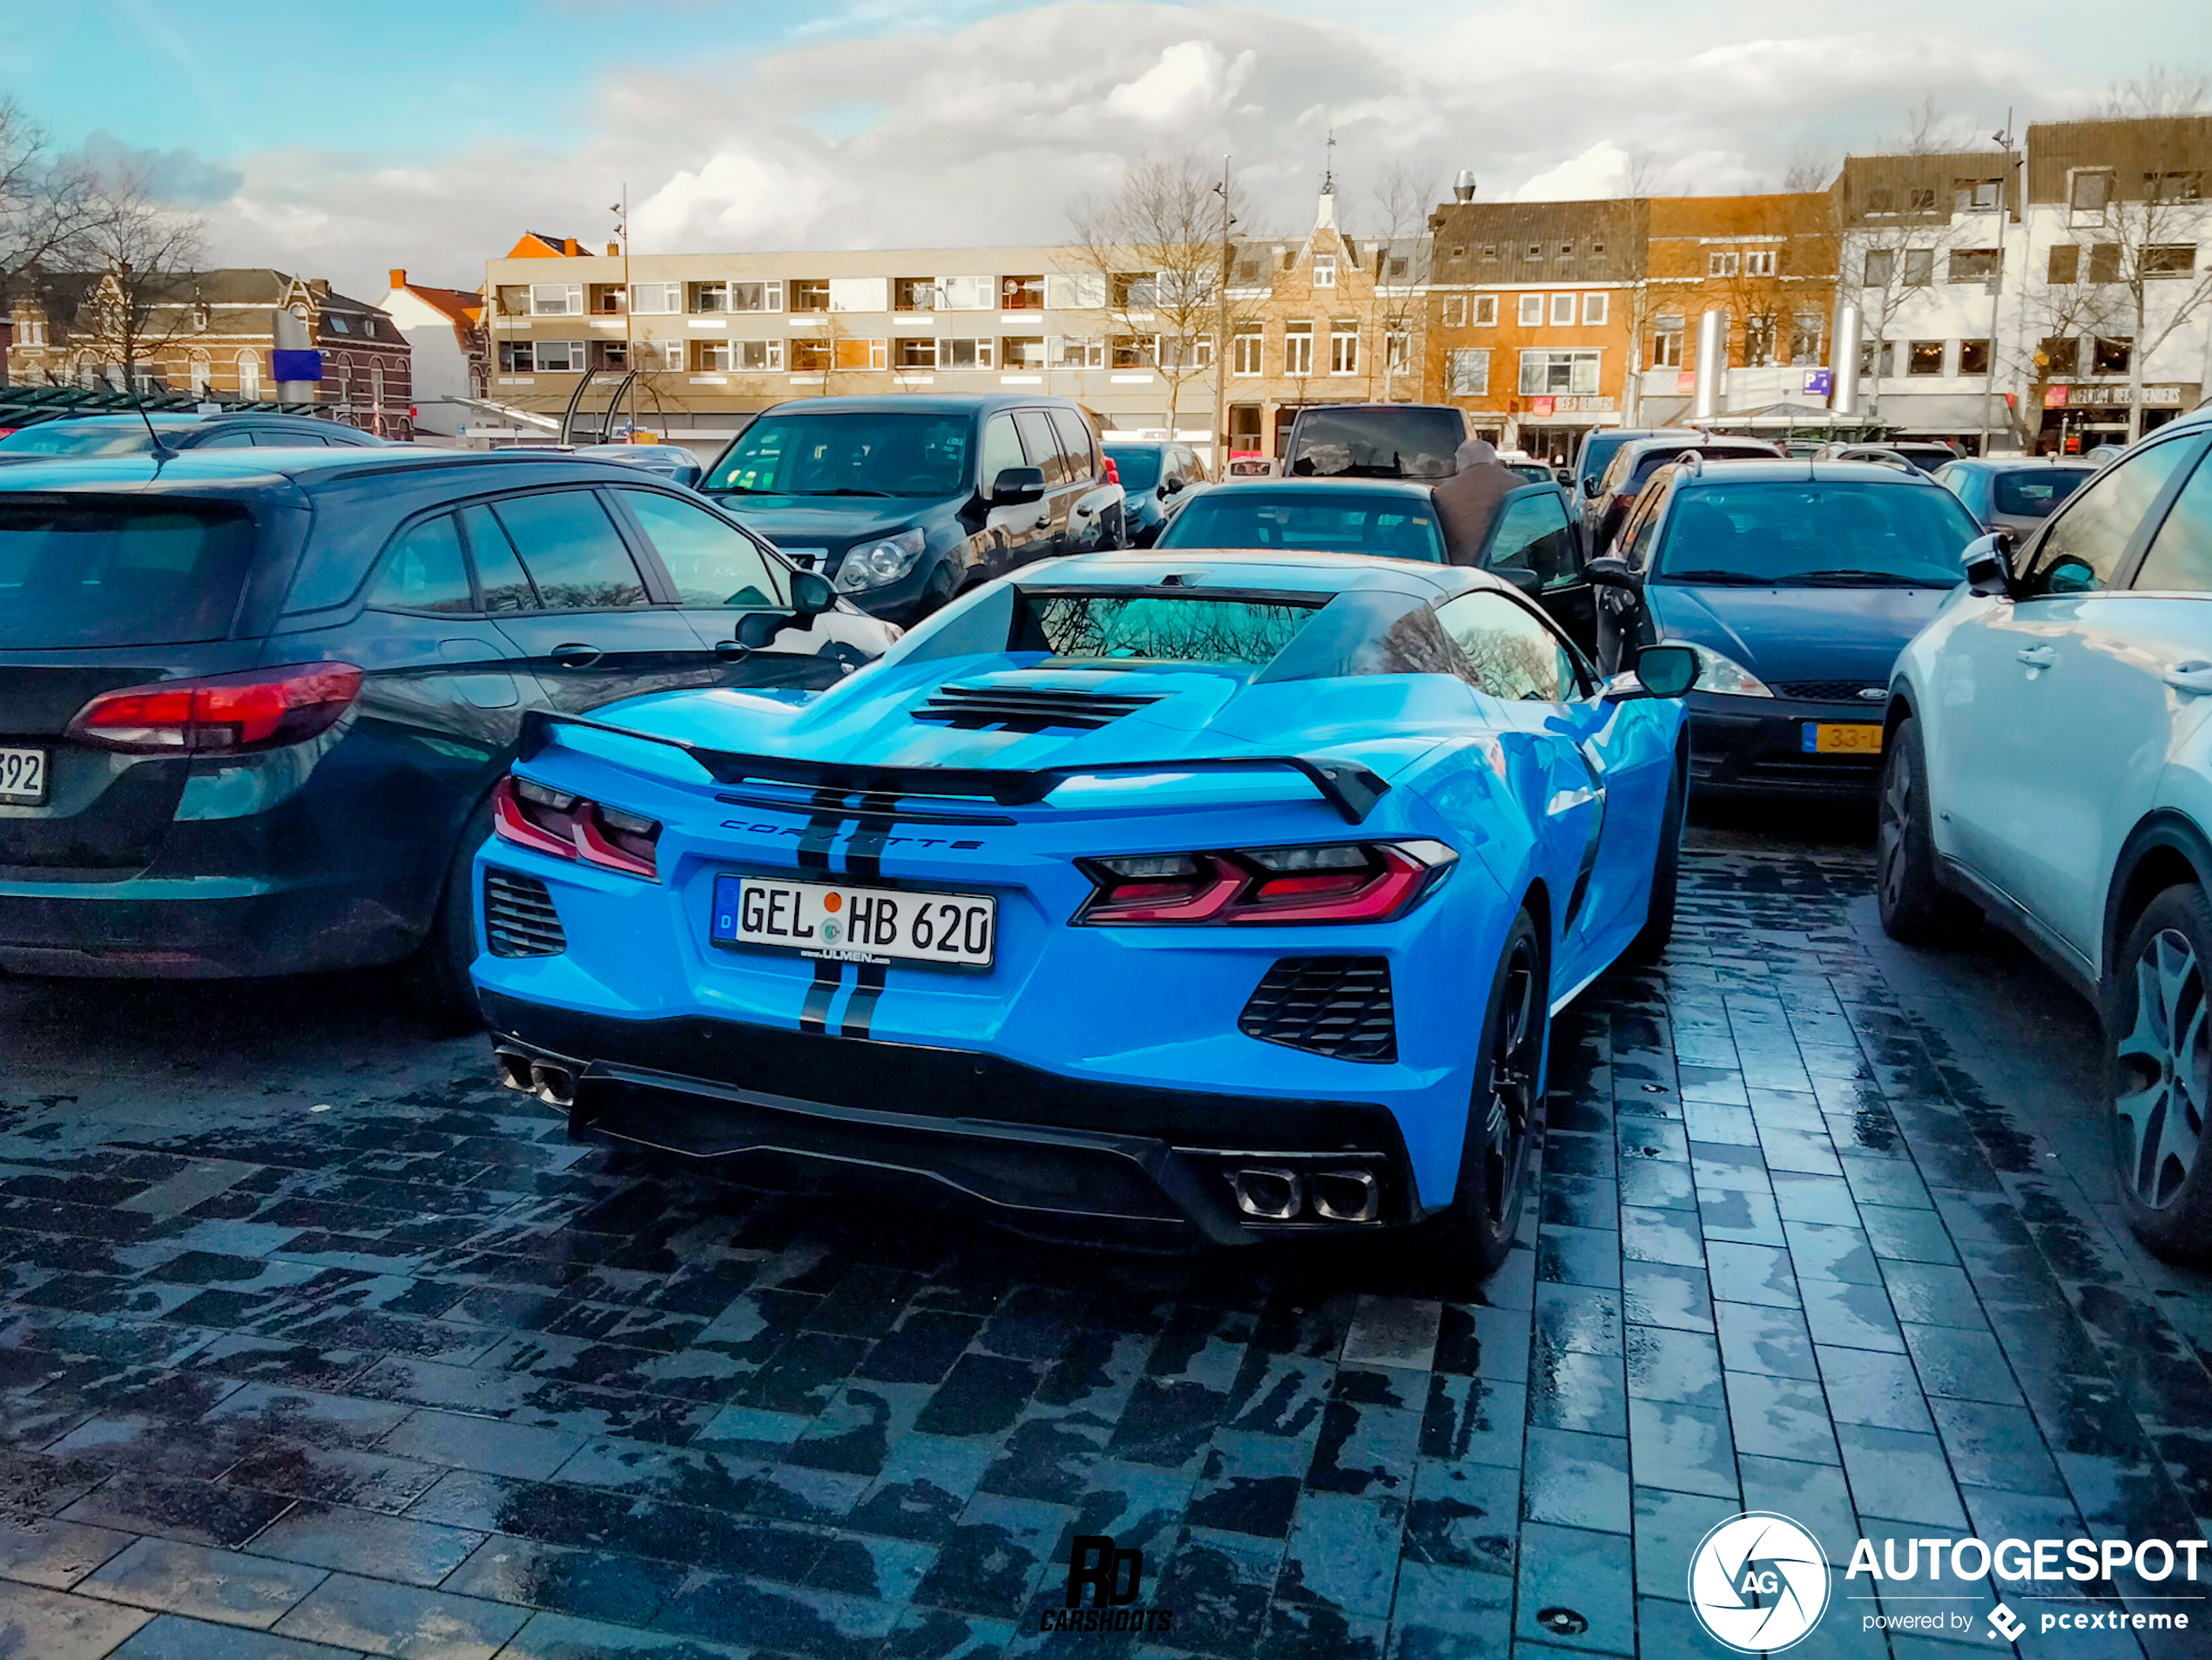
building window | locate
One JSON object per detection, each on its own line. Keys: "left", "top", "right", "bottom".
{"left": 631, "top": 281, "right": 679, "bottom": 314}
{"left": 894, "top": 277, "right": 937, "bottom": 312}
{"left": 1474, "top": 295, "right": 1497, "bottom": 326}
{"left": 1001, "top": 274, "right": 1045, "bottom": 310}
{"left": 1517, "top": 294, "right": 1543, "bottom": 327}
{"left": 371, "top": 363, "right": 385, "bottom": 407}
{"left": 2088, "top": 244, "right": 2121, "bottom": 285}
{"left": 789, "top": 280, "right": 830, "bottom": 313}
{"left": 691, "top": 281, "right": 729, "bottom": 314}
{"left": 1386, "top": 330, "right": 1410, "bottom": 375}
{"left": 693, "top": 340, "right": 732, "bottom": 372}
{"left": 2147, "top": 246, "right": 2198, "bottom": 280}
{"left": 2070, "top": 170, "right": 2113, "bottom": 226}
{"left": 2094, "top": 336, "right": 2133, "bottom": 375}
{"left": 2146, "top": 172, "right": 2202, "bottom": 203}
{"left": 1954, "top": 178, "right": 2001, "bottom": 213}
{"left": 1743, "top": 316, "right": 1777, "bottom": 368}
{"left": 1112, "top": 272, "right": 1159, "bottom": 309}
{"left": 498, "top": 341, "right": 536, "bottom": 372}
{"left": 1949, "top": 249, "right": 2000, "bottom": 284}
{"left": 1745, "top": 250, "right": 1777, "bottom": 278}
{"left": 1867, "top": 187, "right": 1897, "bottom": 214}
{"left": 1232, "top": 327, "right": 1263, "bottom": 376}
{"left": 1549, "top": 294, "right": 1575, "bottom": 327}
{"left": 833, "top": 337, "right": 887, "bottom": 371}
{"left": 1518, "top": 349, "right": 1599, "bottom": 395}
{"left": 894, "top": 336, "right": 936, "bottom": 369}
{"left": 942, "top": 337, "right": 995, "bottom": 369}
{"left": 530, "top": 283, "right": 582, "bottom": 315}
{"left": 737, "top": 338, "right": 782, "bottom": 371}
{"left": 940, "top": 275, "right": 993, "bottom": 311}
{"left": 1058, "top": 338, "right": 1105, "bottom": 369}
{"left": 16, "top": 314, "right": 44, "bottom": 347}
{"left": 1001, "top": 336, "right": 1047, "bottom": 368}
{"left": 1651, "top": 320, "right": 1684, "bottom": 368}
{"left": 1864, "top": 249, "right": 1895, "bottom": 287}
{"left": 1557, "top": 242, "right": 1574, "bottom": 260}
{"left": 1235, "top": 258, "right": 1261, "bottom": 283}
{"left": 732, "top": 281, "right": 784, "bottom": 313}
{"left": 2039, "top": 335, "right": 2080, "bottom": 378}
{"left": 1312, "top": 254, "right": 1337, "bottom": 289}
{"left": 1708, "top": 251, "right": 1740, "bottom": 278}
{"left": 1860, "top": 340, "right": 1896, "bottom": 379}
{"left": 1388, "top": 256, "right": 1409, "bottom": 279}
{"left": 1110, "top": 335, "right": 1157, "bottom": 369}
{"left": 1902, "top": 249, "right": 1933, "bottom": 287}
{"left": 2047, "top": 244, "right": 2081, "bottom": 284}
{"left": 187, "top": 354, "right": 211, "bottom": 397}
{"left": 790, "top": 338, "right": 828, "bottom": 372}
{"left": 1525, "top": 242, "right": 1541, "bottom": 260}
{"left": 1284, "top": 321, "right": 1314, "bottom": 376}
{"left": 597, "top": 341, "right": 629, "bottom": 370}
{"left": 1441, "top": 294, "right": 1467, "bottom": 327}
{"left": 330, "top": 316, "right": 351, "bottom": 335}
{"left": 536, "top": 341, "right": 586, "bottom": 372}
{"left": 1481, "top": 243, "right": 1499, "bottom": 261}
{"left": 1447, "top": 347, "right": 1490, "bottom": 396}
{"left": 1906, "top": 340, "right": 1946, "bottom": 376}
{"left": 644, "top": 340, "right": 685, "bottom": 372}
{"left": 1329, "top": 320, "right": 1358, "bottom": 375}
{"left": 1581, "top": 293, "right": 1608, "bottom": 327}
{"left": 1909, "top": 187, "right": 1938, "bottom": 213}
{"left": 1959, "top": 339, "right": 1991, "bottom": 376}
{"left": 1790, "top": 314, "right": 1823, "bottom": 363}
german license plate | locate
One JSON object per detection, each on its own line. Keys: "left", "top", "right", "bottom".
{"left": 0, "top": 746, "right": 46, "bottom": 805}
{"left": 1803, "top": 723, "right": 1883, "bottom": 756}
{"left": 711, "top": 874, "right": 995, "bottom": 968}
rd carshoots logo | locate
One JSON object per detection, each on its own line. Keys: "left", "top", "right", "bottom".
{"left": 1688, "top": 1512, "right": 2202, "bottom": 1651}
{"left": 1035, "top": 1534, "right": 1174, "bottom": 1636}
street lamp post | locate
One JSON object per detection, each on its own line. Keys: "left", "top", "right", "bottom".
{"left": 1212, "top": 155, "right": 1233, "bottom": 474}
{"left": 1979, "top": 113, "right": 2017, "bottom": 456}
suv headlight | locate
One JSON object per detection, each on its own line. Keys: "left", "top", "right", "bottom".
{"left": 834, "top": 527, "right": 928, "bottom": 592}
{"left": 1684, "top": 643, "right": 1773, "bottom": 697}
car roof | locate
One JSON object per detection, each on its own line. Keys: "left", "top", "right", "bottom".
{"left": 1039, "top": 547, "right": 1505, "bottom": 599}
{"left": 18, "top": 411, "right": 339, "bottom": 431}
{"left": 758, "top": 394, "right": 1079, "bottom": 416}
{"left": 1184, "top": 476, "right": 1438, "bottom": 498}
{"left": 1943, "top": 456, "right": 2097, "bottom": 473}
{"left": 1665, "top": 459, "right": 1946, "bottom": 488}
{"left": 0, "top": 445, "right": 664, "bottom": 500}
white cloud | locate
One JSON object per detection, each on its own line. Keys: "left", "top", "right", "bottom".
{"left": 1513, "top": 143, "right": 1631, "bottom": 201}
{"left": 1106, "top": 40, "right": 1254, "bottom": 124}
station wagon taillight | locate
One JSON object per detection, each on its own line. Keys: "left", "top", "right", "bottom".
{"left": 1075, "top": 840, "right": 1454, "bottom": 925}
{"left": 492, "top": 775, "right": 661, "bottom": 881}
{"left": 66, "top": 662, "right": 363, "bottom": 754}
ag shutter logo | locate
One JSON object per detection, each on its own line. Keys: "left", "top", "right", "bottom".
{"left": 1037, "top": 1534, "right": 1174, "bottom": 1636}
{"left": 1689, "top": 1512, "right": 1832, "bottom": 1653}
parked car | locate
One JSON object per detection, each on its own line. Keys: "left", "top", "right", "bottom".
{"left": 1154, "top": 479, "right": 1448, "bottom": 563}
{"left": 472, "top": 550, "right": 1700, "bottom": 1281}
{"left": 700, "top": 395, "right": 1125, "bottom": 624}
{"left": 0, "top": 447, "right": 895, "bottom": 1015}
{"left": 1581, "top": 434, "right": 1788, "bottom": 557}
{"left": 1280, "top": 403, "right": 1467, "bottom": 480}
{"left": 1929, "top": 456, "right": 2098, "bottom": 536}
{"left": 1587, "top": 457, "right": 1980, "bottom": 798}
{"left": 576, "top": 442, "right": 706, "bottom": 490}
{"left": 0, "top": 412, "right": 383, "bottom": 456}
{"left": 1104, "top": 440, "right": 1210, "bottom": 546}
{"left": 2087, "top": 443, "right": 2129, "bottom": 468}
{"left": 1569, "top": 428, "right": 1667, "bottom": 509}
{"left": 1877, "top": 407, "right": 2212, "bottom": 1257}
{"left": 1815, "top": 441, "right": 1959, "bottom": 476}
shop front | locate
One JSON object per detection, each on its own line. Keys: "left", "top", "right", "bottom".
{"left": 2039, "top": 382, "right": 2198, "bottom": 453}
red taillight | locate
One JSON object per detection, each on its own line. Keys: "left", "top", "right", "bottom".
{"left": 493, "top": 775, "right": 661, "bottom": 881}
{"left": 1076, "top": 840, "right": 1453, "bottom": 926}
{"left": 1103, "top": 457, "right": 1121, "bottom": 485}
{"left": 67, "top": 663, "right": 363, "bottom": 754}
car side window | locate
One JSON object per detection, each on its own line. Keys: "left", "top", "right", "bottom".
{"left": 457, "top": 503, "right": 537, "bottom": 611}
{"left": 1487, "top": 494, "right": 1577, "bottom": 589}
{"left": 1049, "top": 408, "right": 1096, "bottom": 483}
{"left": 980, "top": 415, "right": 1024, "bottom": 492}
{"left": 368, "top": 514, "right": 475, "bottom": 613}
{"left": 620, "top": 489, "right": 782, "bottom": 609}
{"left": 2025, "top": 437, "right": 2194, "bottom": 596}
{"left": 1622, "top": 484, "right": 1670, "bottom": 569}
{"left": 491, "top": 491, "right": 649, "bottom": 611}
{"left": 1015, "top": 410, "right": 1070, "bottom": 488}
{"left": 2133, "top": 449, "right": 2212, "bottom": 593}
{"left": 195, "top": 430, "right": 256, "bottom": 449}
{"left": 1434, "top": 591, "right": 1575, "bottom": 702}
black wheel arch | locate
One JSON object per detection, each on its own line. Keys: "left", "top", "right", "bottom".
{"left": 2106, "top": 813, "right": 2212, "bottom": 985}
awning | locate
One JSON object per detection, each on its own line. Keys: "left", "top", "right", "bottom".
{"left": 1863, "top": 392, "right": 2006, "bottom": 433}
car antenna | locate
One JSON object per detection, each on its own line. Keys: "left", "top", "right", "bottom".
{"left": 126, "top": 387, "right": 177, "bottom": 466}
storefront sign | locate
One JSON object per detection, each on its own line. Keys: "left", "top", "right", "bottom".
{"left": 1676, "top": 371, "right": 1696, "bottom": 395}
{"left": 1552, "top": 396, "right": 1617, "bottom": 414}
{"left": 1527, "top": 396, "right": 1554, "bottom": 416}
{"left": 2044, "top": 384, "right": 2069, "bottom": 408}
{"left": 2047, "top": 382, "right": 2190, "bottom": 408}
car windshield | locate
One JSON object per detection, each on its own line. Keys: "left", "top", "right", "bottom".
{"left": 1507, "top": 463, "right": 1554, "bottom": 485}
{"left": 1286, "top": 408, "right": 1460, "bottom": 479}
{"left": 1155, "top": 489, "right": 1445, "bottom": 562}
{"left": 0, "top": 500, "right": 259, "bottom": 647}
{"left": 1993, "top": 469, "right": 2092, "bottom": 518}
{"left": 0, "top": 423, "right": 169, "bottom": 456}
{"left": 1628, "top": 444, "right": 1777, "bottom": 489}
{"left": 1015, "top": 590, "right": 1321, "bottom": 667}
{"left": 1106, "top": 448, "right": 1163, "bottom": 490}
{"left": 1654, "top": 481, "right": 1977, "bottom": 588}
{"left": 705, "top": 412, "right": 972, "bottom": 497}
{"left": 1578, "top": 431, "right": 1642, "bottom": 482}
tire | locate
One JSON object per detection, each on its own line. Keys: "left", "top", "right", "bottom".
{"left": 1625, "top": 749, "right": 1686, "bottom": 963}
{"left": 1429, "top": 908, "right": 1547, "bottom": 1284}
{"left": 1875, "top": 714, "right": 1976, "bottom": 945}
{"left": 2107, "top": 884, "right": 2212, "bottom": 1261}
{"left": 402, "top": 797, "right": 491, "bottom": 1031}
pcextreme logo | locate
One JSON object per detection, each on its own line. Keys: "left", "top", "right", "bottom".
{"left": 1689, "top": 1513, "right": 1831, "bottom": 1653}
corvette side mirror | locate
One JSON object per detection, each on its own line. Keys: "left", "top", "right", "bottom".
{"left": 1961, "top": 531, "right": 2014, "bottom": 598}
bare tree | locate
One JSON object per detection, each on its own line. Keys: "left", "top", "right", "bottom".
{"left": 72, "top": 163, "right": 206, "bottom": 391}
{"left": 1349, "top": 159, "right": 1438, "bottom": 400}
{"left": 2101, "top": 186, "right": 2212, "bottom": 440}
{"left": 0, "top": 98, "right": 92, "bottom": 297}
{"left": 2096, "top": 68, "right": 2209, "bottom": 118}
{"left": 1782, "top": 150, "right": 1837, "bottom": 192}
{"left": 2013, "top": 239, "right": 2122, "bottom": 448}
{"left": 1067, "top": 155, "right": 1265, "bottom": 440}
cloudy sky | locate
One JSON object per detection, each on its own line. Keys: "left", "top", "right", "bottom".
{"left": 5, "top": 0, "right": 2202, "bottom": 300}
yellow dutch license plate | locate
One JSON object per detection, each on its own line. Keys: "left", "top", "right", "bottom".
{"left": 1803, "top": 723, "right": 1884, "bottom": 756}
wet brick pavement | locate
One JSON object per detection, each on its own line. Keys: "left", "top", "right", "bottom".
{"left": 3, "top": 842, "right": 2212, "bottom": 1659}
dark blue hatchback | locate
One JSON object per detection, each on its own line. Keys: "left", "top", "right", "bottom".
{"left": 0, "top": 447, "right": 894, "bottom": 1011}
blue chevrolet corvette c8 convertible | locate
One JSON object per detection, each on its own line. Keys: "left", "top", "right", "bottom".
{"left": 471, "top": 550, "right": 1699, "bottom": 1280}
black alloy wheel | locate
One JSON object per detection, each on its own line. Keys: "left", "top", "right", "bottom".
{"left": 1431, "top": 908, "right": 1546, "bottom": 1283}
{"left": 1875, "top": 714, "right": 1974, "bottom": 944}
{"left": 1626, "top": 748, "right": 1686, "bottom": 962}
{"left": 2109, "top": 884, "right": 2212, "bottom": 1259}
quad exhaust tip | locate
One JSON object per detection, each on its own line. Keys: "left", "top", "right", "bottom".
{"left": 1229, "top": 1165, "right": 1381, "bottom": 1225}
{"left": 494, "top": 1048, "right": 575, "bottom": 1109}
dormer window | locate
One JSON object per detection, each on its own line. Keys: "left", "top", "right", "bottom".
{"left": 1313, "top": 254, "right": 1337, "bottom": 288}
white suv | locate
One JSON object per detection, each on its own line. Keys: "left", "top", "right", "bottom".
{"left": 1878, "top": 408, "right": 2212, "bottom": 1258}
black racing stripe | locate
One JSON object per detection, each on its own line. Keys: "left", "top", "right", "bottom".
{"left": 800, "top": 959, "right": 844, "bottom": 1034}
{"left": 840, "top": 961, "right": 888, "bottom": 1039}
{"left": 845, "top": 822, "right": 890, "bottom": 883}
{"left": 796, "top": 786, "right": 848, "bottom": 874}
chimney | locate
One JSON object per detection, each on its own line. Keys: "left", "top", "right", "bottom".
{"left": 563, "top": 239, "right": 580, "bottom": 255}
{"left": 1453, "top": 170, "right": 1477, "bottom": 203}
{"left": 1315, "top": 187, "right": 1336, "bottom": 229}
{"left": 606, "top": 242, "right": 619, "bottom": 257}
{"left": 389, "top": 268, "right": 406, "bottom": 290}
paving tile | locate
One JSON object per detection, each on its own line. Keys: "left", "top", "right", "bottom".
{"left": 1521, "top": 1428, "right": 1630, "bottom": 1535}
{"left": 1816, "top": 1345, "right": 1933, "bottom": 1433}
{"left": 1628, "top": 1400, "right": 1737, "bottom": 1500}
{"left": 1833, "top": 1424, "right": 1969, "bottom": 1529}
{"left": 111, "top": 1615, "right": 373, "bottom": 1659}
{"left": 1527, "top": 1346, "right": 1627, "bottom": 1438}
{"left": 1797, "top": 1279, "right": 1906, "bottom": 1353}
{"left": 1704, "top": 1243, "right": 1800, "bottom": 1308}
{"left": 273, "top": 1573, "right": 529, "bottom": 1658}
{"left": 1925, "top": 1398, "right": 2068, "bottom": 1497}
{"left": 1723, "top": 1372, "right": 1839, "bottom": 1465}
{"left": 1274, "top": 1490, "right": 1403, "bottom": 1619}
{"left": 496, "top": 1610, "right": 751, "bottom": 1658}
{"left": 1624, "top": 1327, "right": 1726, "bottom": 1410}
{"left": 246, "top": 1503, "right": 482, "bottom": 1589}
{"left": 1404, "top": 1459, "right": 1517, "bottom": 1576}
{"left": 1389, "top": 1559, "right": 1512, "bottom": 1656}
{"left": 1897, "top": 1323, "right": 2025, "bottom": 1407}
{"left": 1714, "top": 1302, "right": 1819, "bottom": 1381}
{"left": 1514, "top": 1522, "right": 1635, "bottom": 1654}
{"left": 378, "top": 1410, "right": 583, "bottom": 1481}
{"left": 1630, "top": 1487, "right": 1737, "bottom": 1603}
{"left": 0, "top": 1514, "right": 134, "bottom": 1589}
{"left": 0, "top": 1580, "right": 154, "bottom": 1658}
{"left": 1737, "top": 1455, "right": 1862, "bottom": 1569}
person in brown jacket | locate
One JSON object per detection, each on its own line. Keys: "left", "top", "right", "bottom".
{"left": 1431, "top": 438, "right": 1518, "bottom": 565}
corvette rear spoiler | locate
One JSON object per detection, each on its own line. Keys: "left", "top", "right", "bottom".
{"left": 517, "top": 709, "right": 1389, "bottom": 824}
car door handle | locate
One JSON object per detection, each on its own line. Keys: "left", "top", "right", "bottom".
{"left": 2015, "top": 645, "right": 2058, "bottom": 668}
{"left": 714, "top": 640, "right": 752, "bottom": 663}
{"left": 2166, "top": 661, "right": 2212, "bottom": 695}
{"left": 550, "top": 643, "right": 604, "bottom": 669}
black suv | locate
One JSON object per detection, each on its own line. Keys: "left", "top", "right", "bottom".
{"left": 1279, "top": 404, "right": 1467, "bottom": 479}
{"left": 0, "top": 448, "right": 895, "bottom": 1012}
{"left": 699, "top": 395, "right": 1126, "bottom": 623}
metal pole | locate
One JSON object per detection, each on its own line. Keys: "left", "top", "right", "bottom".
{"left": 1691, "top": 309, "right": 1728, "bottom": 422}
{"left": 1831, "top": 301, "right": 1865, "bottom": 418}
{"left": 1214, "top": 153, "right": 1231, "bottom": 474}
{"left": 1979, "top": 118, "right": 2015, "bottom": 456}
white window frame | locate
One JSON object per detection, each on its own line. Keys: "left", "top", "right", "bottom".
{"left": 533, "top": 340, "right": 586, "bottom": 373}
{"left": 941, "top": 336, "right": 995, "bottom": 369}
{"left": 939, "top": 275, "right": 993, "bottom": 310}
{"left": 1745, "top": 250, "right": 1777, "bottom": 277}
{"left": 1474, "top": 295, "right": 1498, "bottom": 327}
{"left": 1231, "top": 327, "right": 1263, "bottom": 377}
{"left": 1517, "top": 294, "right": 1544, "bottom": 327}
{"left": 736, "top": 337, "right": 784, "bottom": 371}
{"left": 1328, "top": 321, "right": 1359, "bottom": 375}
{"left": 1518, "top": 348, "right": 1601, "bottom": 396}
{"left": 1447, "top": 347, "right": 1490, "bottom": 396}
{"left": 1001, "top": 335, "right": 1048, "bottom": 369}
{"left": 1284, "top": 322, "right": 1314, "bottom": 376}
{"left": 833, "top": 337, "right": 889, "bottom": 372}
{"left": 732, "top": 280, "right": 785, "bottom": 313}
{"left": 1441, "top": 294, "right": 1468, "bottom": 327}
{"left": 530, "top": 282, "right": 583, "bottom": 316}
{"left": 1386, "top": 331, "right": 1410, "bottom": 375}
{"left": 1549, "top": 293, "right": 1575, "bottom": 327}
{"left": 1708, "top": 251, "right": 1740, "bottom": 278}
{"left": 1044, "top": 273, "right": 1107, "bottom": 311}
{"left": 630, "top": 281, "right": 679, "bottom": 315}
{"left": 1581, "top": 293, "right": 1608, "bottom": 327}
{"left": 1312, "top": 254, "right": 1338, "bottom": 289}
{"left": 692, "top": 340, "right": 732, "bottom": 372}
{"left": 691, "top": 281, "right": 730, "bottom": 314}
{"left": 1055, "top": 337, "right": 1105, "bottom": 369}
